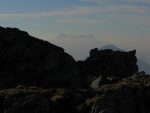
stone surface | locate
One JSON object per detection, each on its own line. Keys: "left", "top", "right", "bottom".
{"left": 78, "top": 48, "right": 138, "bottom": 86}
{"left": 92, "top": 75, "right": 150, "bottom": 113}
{"left": 0, "top": 76, "right": 150, "bottom": 113}
{"left": 3, "top": 94, "right": 50, "bottom": 113}
{"left": 0, "top": 27, "right": 79, "bottom": 88}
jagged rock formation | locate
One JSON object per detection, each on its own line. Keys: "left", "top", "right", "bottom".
{"left": 99, "top": 44, "right": 150, "bottom": 74}
{"left": 78, "top": 48, "right": 138, "bottom": 86}
{"left": 0, "top": 27, "right": 79, "bottom": 88}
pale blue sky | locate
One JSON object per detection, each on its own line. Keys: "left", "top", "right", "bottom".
{"left": 0, "top": 0, "right": 150, "bottom": 63}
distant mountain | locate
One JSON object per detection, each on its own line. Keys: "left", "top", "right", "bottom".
{"left": 99, "top": 44, "right": 150, "bottom": 74}
{"left": 137, "top": 59, "right": 150, "bottom": 74}
{"left": 100, "top": 44, "right": 124, "bottom": 51}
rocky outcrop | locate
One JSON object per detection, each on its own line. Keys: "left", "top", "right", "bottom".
{"left": 78, "top": 48, "right": 138, "bottom": 86}
{"left": 92, "top": 75, "right": 150, "bottom": 113}
{"left": 0, "top": 27, "right": 79, "bottom": 88}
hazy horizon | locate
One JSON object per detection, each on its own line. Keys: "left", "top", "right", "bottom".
{"left": 0, "top": 0, "right": 150, "bottom": 64}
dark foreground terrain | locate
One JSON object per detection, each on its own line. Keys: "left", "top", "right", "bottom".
{"left": 0, "top": 26, "right": 149, "bottom": 113}
{"left": 0, "top": 75, "right": 150, "bottom": 113}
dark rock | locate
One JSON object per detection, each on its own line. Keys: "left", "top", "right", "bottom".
{"left": 0, "top": 76, "right": 150, "bottom": 113}
{"left": 3, "top": 94, "right": 50, "bottom": 113}
{"left": 91, "top": 76, "right": 150, "bottom": 113}
{"left": 0, "top": 26, "right": 79, "bottom": 88}
{"left": 0, "top": 26, "right": 139, "bottom": 88}
{"left": 78, "top": 49, "right": 138, "bottom": 85}
{"left": 90, "top": 48, "right": 99, "bottom": 57}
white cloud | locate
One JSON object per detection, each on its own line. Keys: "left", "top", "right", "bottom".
{"left": 0, "top": 4, "right": 150, "bottom": 25}
{"left": 83, "top": 0, "right": 150, "bottom": 4}
{"left": 58, "top": 33, "right": 95, "bottom": 39}
{"left": 0, "top": 5, "right": 149, "bottom": 19}
{"left": 55, "top": 18, "right": 108, "bottom": 24}
{"left": 0, "top": 12, "right": 49, "bottom": 20}
{"left": 51, "top": 34, "right": 106, "bottom": 60}
{"left": 0, "top": 6, "right": 103, "bottom": 20}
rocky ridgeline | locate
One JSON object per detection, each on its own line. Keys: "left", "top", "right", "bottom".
{"left": 0, "top": 27, "right": 79, "bottom": 88}
{"left": 0, "top": 26, "right": 149, "bottom": 113}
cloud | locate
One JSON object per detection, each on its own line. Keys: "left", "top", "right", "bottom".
{"left": 0, "top": 5, "right": 149, "bottom": 20}
{"left": 52, "top": 34, "right": 106, "bottom": 60}
{"left": 0, "top": 6, "right": 104, "bottom": 20}
{"left": 83, "top": 0, "right": 150, "bottom": 4}
{"left": 55, "top": 18, "right": 108, "bottom": 24}
{"left": 58, "top": 33, "right": 95, "bottom": 39}
{"left": 0, "top": 12, "right": 49, "bottom": 20}
{"left": 0, "top": 2, "right": 150, "bottom": 25}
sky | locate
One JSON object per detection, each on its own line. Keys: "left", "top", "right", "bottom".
{"left": 0, "top": 0, "right": 150, "bottom": 63}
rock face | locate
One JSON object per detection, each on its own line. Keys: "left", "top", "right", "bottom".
{"left": 100, "top": 44, "right": 150, "bottom": 74}
{"left": 3, "top": 94, "right": 51, "bottom": 113}
{"left": 0, "top": 88, "right": 93, "bottom": 113}
{"left": 0, "top": 27, "right": 78, "bottom": 88}
{"left": 78, "top": 48, "right": 138, "bottom": 84}
{"left": 92, "top": 75, "right": 150, "bottom": 113}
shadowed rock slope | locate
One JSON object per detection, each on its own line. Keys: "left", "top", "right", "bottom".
{"left": 0, "top": 27, "right": 79, "bottom": 88}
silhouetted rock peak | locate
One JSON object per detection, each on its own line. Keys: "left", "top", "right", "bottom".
{"left": 78, "top": 48, "right": 138, "bottom": 82}
{"left": 100, "top": 44, "right": 150, "bottom": 74}
{"left": 0, "top": 26, "right": 78, "bottom": 88}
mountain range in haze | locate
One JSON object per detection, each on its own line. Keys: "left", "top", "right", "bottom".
{"left": 99, "top": 44, "right": 150, "bottom": 74}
